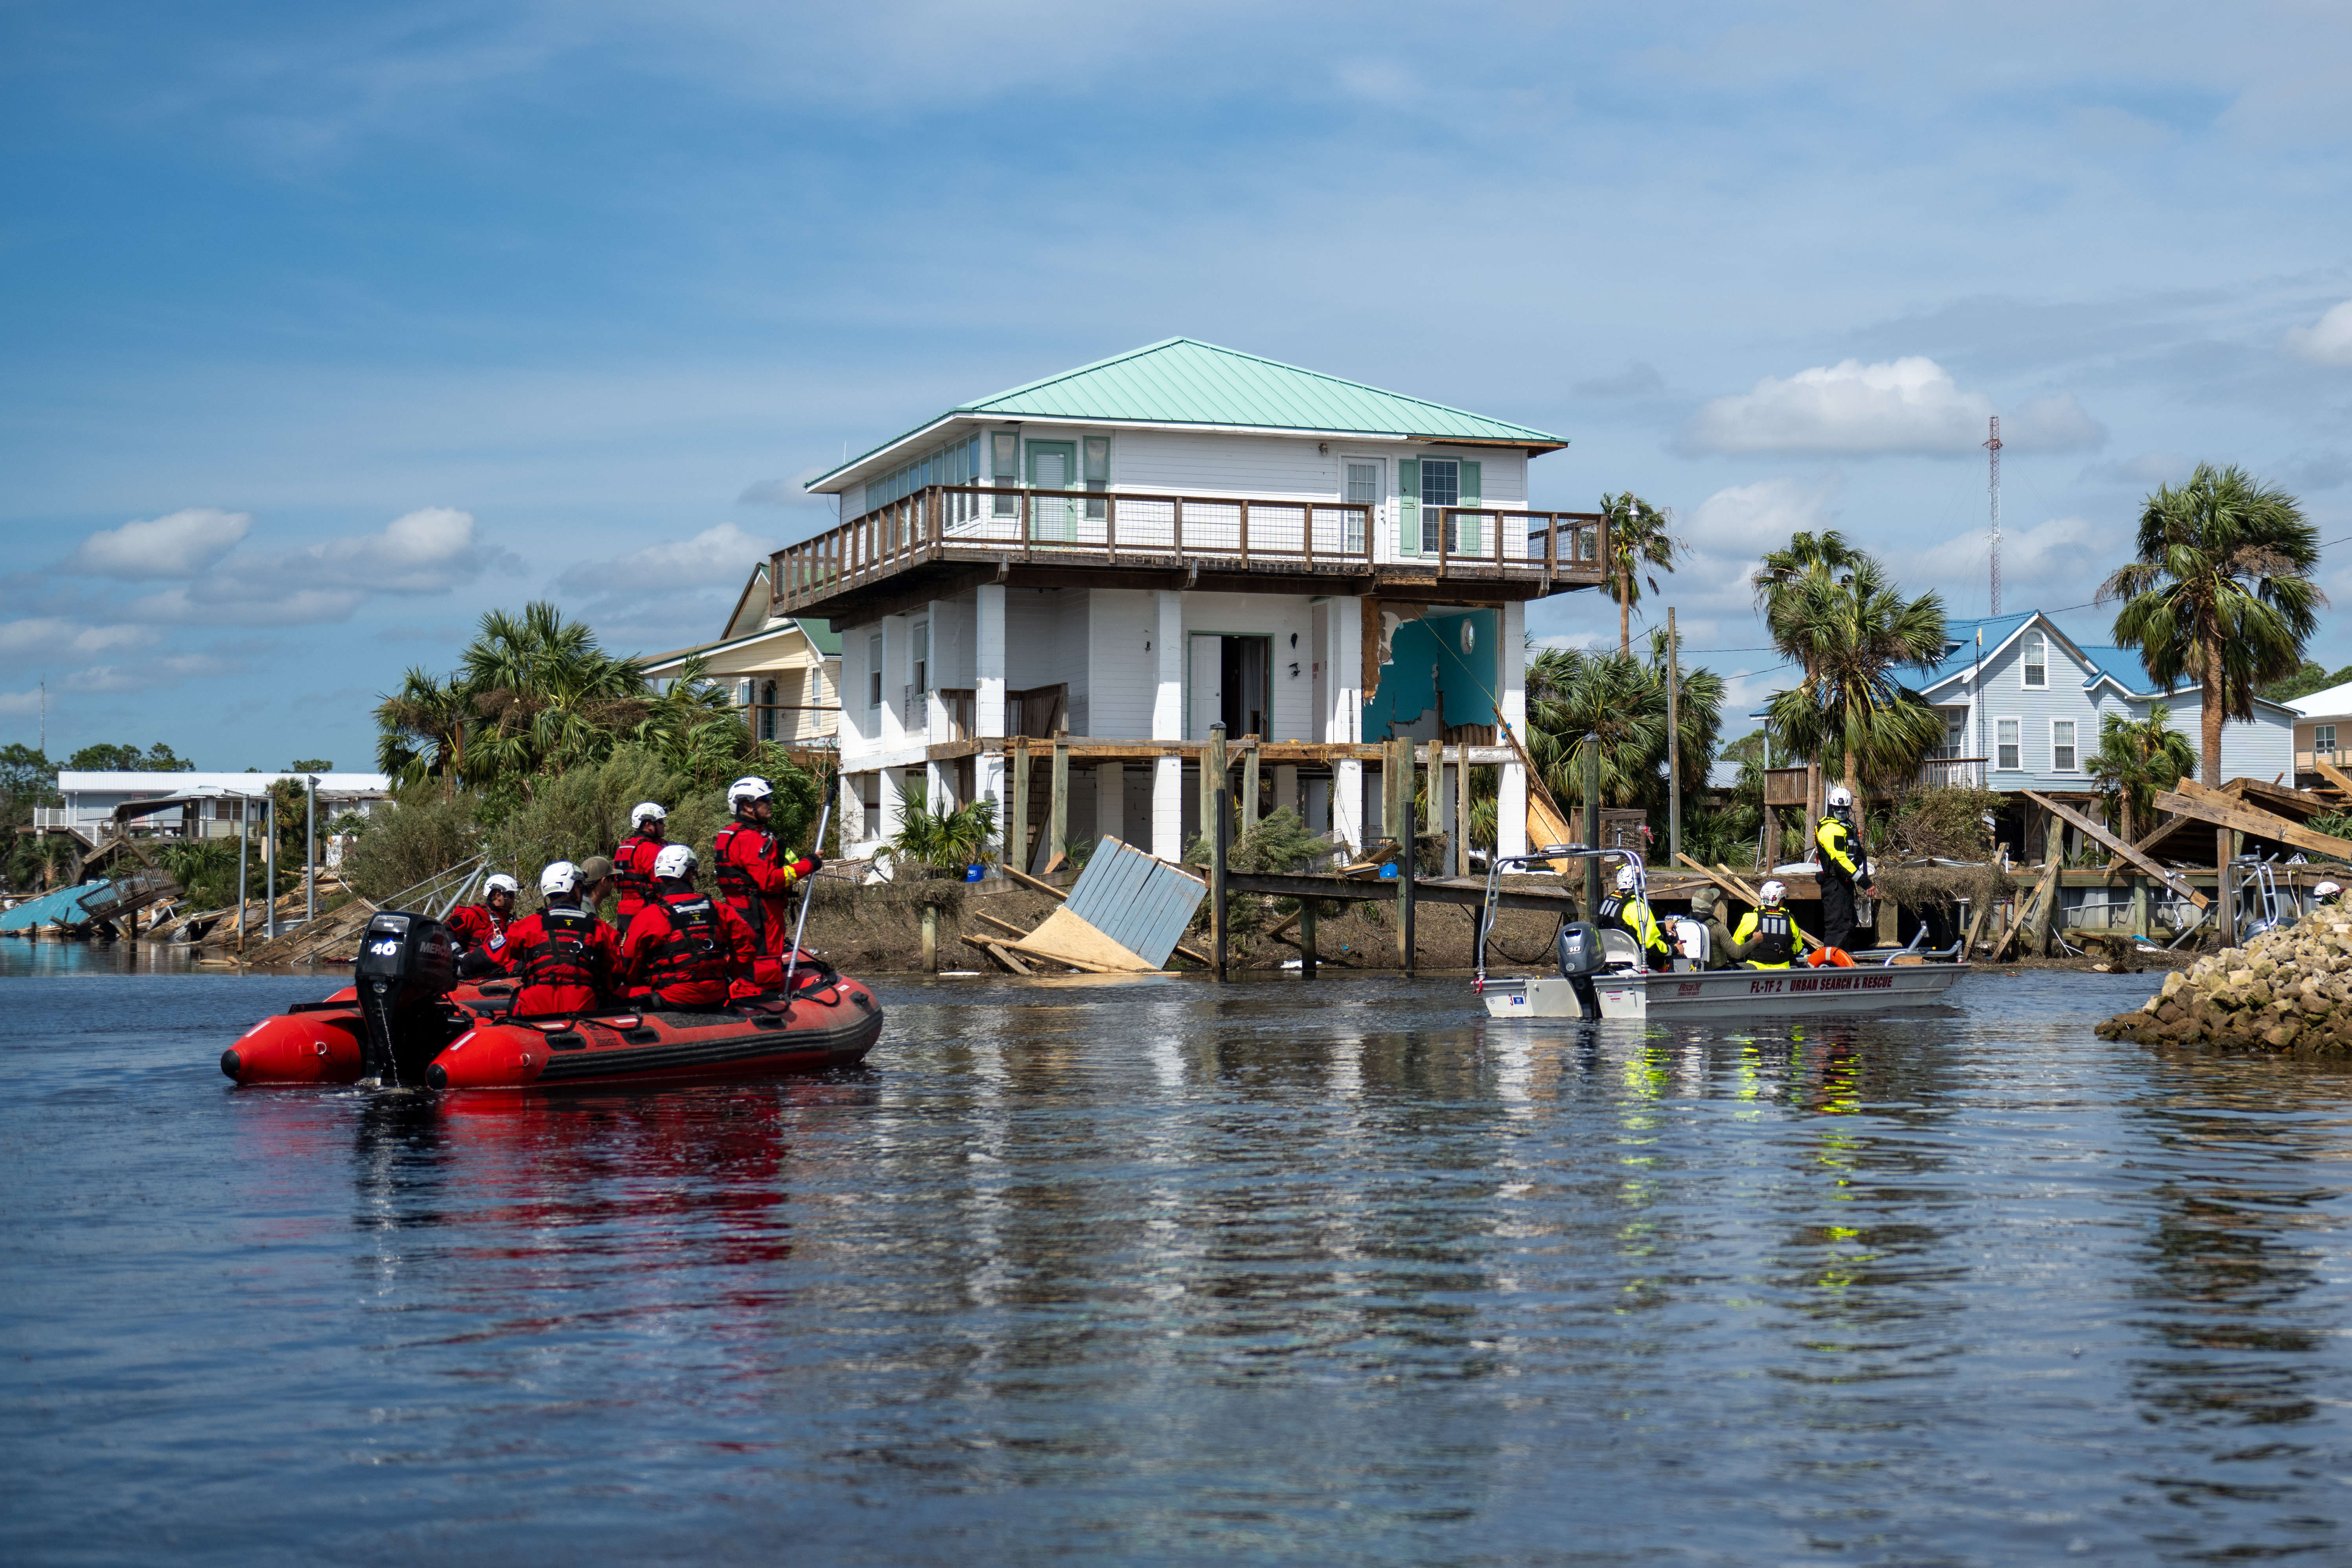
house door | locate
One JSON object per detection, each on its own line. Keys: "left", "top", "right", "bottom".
{"left": 1188, "top": 633, "right": 1224, "bottom": 739}
{"left": 1026, "top": 440, "right": 1077, "bottom": 542}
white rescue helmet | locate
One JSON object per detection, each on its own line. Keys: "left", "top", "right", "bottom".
{"left": 1614, "top": 865, "right": 1640, "bottom": 893}
{"left": 652, "top": 843, "right": 698, "bottom": 880}
{"left": 727, "top": 776, "right": 773, "bottom": 812}
{"left": 2318, "top": 881, "right": 2344, "bottom": 902}
{"left": 629, "top": 801, "right": 667, "bottom": 827}
{"left": 1759, "top": 879, "right": 1788, "bottom": 907}
{"left": 483, "top": 873, "right": 520, "bottom": 897}
{"left": 1826, "top": 785, "right": 1853, "bottom": 810}
{"left": 539, "top": 861, "right": 580, "bottom": 898}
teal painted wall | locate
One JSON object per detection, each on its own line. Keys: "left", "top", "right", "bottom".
{"left": 1362, "top": 608, "right": 1498, "bottom": 736}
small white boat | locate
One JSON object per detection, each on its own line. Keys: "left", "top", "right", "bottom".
{"left": 1474, "top": 847, "right": 1969, "bottom": 1022}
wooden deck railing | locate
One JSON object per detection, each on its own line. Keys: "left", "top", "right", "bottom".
{"left": 770, "top": 485, "right": 1607, "bottom": 612}
{"left": 1919, "top": 756, "right": 1988, "bottom": 790}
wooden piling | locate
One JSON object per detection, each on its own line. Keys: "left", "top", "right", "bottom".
{"left": 2036, "top": 812, "right": 2063, "bottom": 954}
{"left": 1454, "top": 742, "right": 1470, "bottom": 877}
{"left": 1049, "top": 731, "right": 1069, "bottom": 870}
{"left": 1299, "top": 897, "right": 1317, "bottom": 979}
{"left": 920, "top": 903, "right": 938, "bottom": 973}
{"left": 1242, "top": 738, "right": 1261, "bottom": 834}
{"left": 2131, "top": 875, "right": 2150, "bottom": 937}
{"left": 1398, "top": 795, "right": 1418, "bottom": 978}
{"left": 1012, "top": 738, "right": 1031, "bottom": 876}
{"left": 1210, "top": 725, "right": 1230, "bottom": 982}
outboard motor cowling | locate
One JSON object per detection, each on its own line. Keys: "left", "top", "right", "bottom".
{"left": 1554, "top": 919, "right": 1607, "bottom": 1015}
{"left": 353, "top": 911, "right": 459, "bottom": 1086}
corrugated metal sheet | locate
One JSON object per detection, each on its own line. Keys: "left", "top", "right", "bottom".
{"left": 1063, "top": 837, "right": 1205, "bottom": 969}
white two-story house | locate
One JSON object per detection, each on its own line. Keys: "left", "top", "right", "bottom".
{"left": 1915, "top": 610, "right": 2295, "bottom": 793}
{"left": 775, "top": 338, "right": 1612, "bottom": 866}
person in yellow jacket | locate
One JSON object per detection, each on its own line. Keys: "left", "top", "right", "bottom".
{"left": 1732, "top": 880, "right": 1807, "bottom": 968}
{"left": 1814, "top": 785, "right": 1874, "bottom": 952}
{"left": 1595, "top": 863, "right": 1673, "bottom": 967}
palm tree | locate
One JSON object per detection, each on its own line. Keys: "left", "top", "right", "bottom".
{"left": 461, "top": 602, "right": 652, "bottom": 784}
{"left": 1751, "top": 530, "right": 1866, "bottom": 619}
{"left": 2087, "top": 706, "right": 2197, "bottom": 843}
{"left": 883, "top": 795, "right": 999, "bottom": 878}
{"left": 1763, "top": 552, "right": 1947, "bottom": 802}
{"left": 1602, "top": 491, "right": 1678, "bottom": 655}
{"left": 2097, "top": 464, "right": 2324, "bottom": 793}
{"left": 1523, "top": 640, "right": 1724, "bottom": 817}
{"left": 375, "top": 668, "right": 475, "bottom": 796}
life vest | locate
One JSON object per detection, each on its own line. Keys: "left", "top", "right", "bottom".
{"left": 712, "top": 821, "right": 771, "bottom": 904}
{"left": 1816, "top": 815, "right": 1860, "bottom": 881}
{"left": 1748, "top": 908, "right": 1795, "bottom": 966}
{"left": 613, "top": 834, "right": 663, "bottom": 907}
{"left": 518, "top": 908, "right": 604, "bottom": 994}
{"left": 1596, "top": 893, "right": 1624, "bottom": 927}
{"left": 641, "top": 893, "right": 728, "bottom": 990}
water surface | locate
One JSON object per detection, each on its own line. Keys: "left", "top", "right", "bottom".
{"left": 6, "top": 945, "right": 2351, "bottom": 1565}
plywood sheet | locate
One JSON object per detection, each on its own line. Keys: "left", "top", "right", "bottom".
{"left": 1007, "top": 906, "right": 1161, "bottom": 973}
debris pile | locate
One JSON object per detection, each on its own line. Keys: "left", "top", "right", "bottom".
{"left": 2096, "top": 917, "right": 2352, "bottom": 1053}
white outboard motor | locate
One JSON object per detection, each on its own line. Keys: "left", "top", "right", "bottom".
{"left": 353, "top": 911, "right": 461, "bottom": 1086}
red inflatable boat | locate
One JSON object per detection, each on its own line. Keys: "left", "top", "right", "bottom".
{"left": 222, "top": 909, "right": 882, "bottom": 1091}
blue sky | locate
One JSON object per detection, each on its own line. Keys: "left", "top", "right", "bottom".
{"left": 5, "top": 0, "right": 2350, "bottom": 769}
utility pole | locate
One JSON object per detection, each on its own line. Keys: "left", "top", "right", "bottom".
{"left": 1666, "top": 607, "right": 1682, "bottom": 868}
{"left": 1984, "top": 416, "right": 2003, "bottom": 617}
{"left": 305, "top": 774, "right": 318, "bottom": 928}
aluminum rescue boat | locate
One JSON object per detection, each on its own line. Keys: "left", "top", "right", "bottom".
{"left": 222, "top": 909, "right": 882, "bottom": 1090}
{"left": 1474, "top": 847, "right": 1968, "bottom": 1022}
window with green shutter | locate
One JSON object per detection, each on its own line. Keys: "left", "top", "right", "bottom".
{"left": 1412, "top": 457, "right": 1483, "bottom": 553}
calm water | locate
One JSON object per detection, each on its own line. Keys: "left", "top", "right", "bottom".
{"left": 7, "top": 944, "right": 2352, "bottom": 1565}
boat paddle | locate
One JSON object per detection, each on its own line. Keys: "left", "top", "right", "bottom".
{"left": 781, "top": 799, "right": 832, "bottom": 996}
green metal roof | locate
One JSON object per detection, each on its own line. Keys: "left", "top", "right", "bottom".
{"left": 808, "top": 339, "right": 1565, "bottom": 491}
{"left": 792, "top": 617, "right": 840, "bottom": 656}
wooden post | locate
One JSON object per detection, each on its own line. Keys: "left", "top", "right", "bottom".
{"left": 1398, "top": 793, "right": 1417, "bottom": 978}
{"left": 2036, "top": 812, "right": 2063, "bottom": 955}
{"left": 1012, "top": 738, "right": 1031, "bottom": 877}
{"left": 2131, "top": 875, "right": 2150, "bottom": 937}
{"left": 1666, "top": 606, "right": 1682, "bottom": 869}
{"left": 2225, "top": 828, "right": 2242, "bottom": 946}
{"left": 1049, "top": 731, "right": 1069, "bottom": 871}
{"left": 1455, "top": 743, "right": 1470, "bottom": 877}
{"left": 920, "top": 903, "right": 938, "bottom": 973}
{"left": 1425, "top": 739, "right": 1443, "bottom": 867}
{"left": 1300, "top": 897, "right": 1318, "bottom": 979}
{"left": 1211, "top": 727, "right": 1230, "bottom": 983}
{"left": 1241, "top": 740, "right": 1261, "bottom": 835}
{"left": 1582, "top": 731, "right": 1601, "bottom": 916}
{"left": 1877, "top": 885, "right": 1899, "bottom": 947}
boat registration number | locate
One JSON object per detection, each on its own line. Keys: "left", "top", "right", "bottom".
{"left": 1747, "top": 973, "right": 1896, "bottom": 995}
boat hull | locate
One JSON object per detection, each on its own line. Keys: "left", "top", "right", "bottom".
{"left": 1593, "top": 962, "right": 1967, "bottom": 1020}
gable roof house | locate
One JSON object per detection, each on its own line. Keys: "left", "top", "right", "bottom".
{"left": 773, "top": 338, "right": 1612, "bottom": 865}
{"left": 1912, "top": 609, "right": 2296, "bottom": 795}
{"left": 638, "top": 565, "right": 842, "bottom": 753}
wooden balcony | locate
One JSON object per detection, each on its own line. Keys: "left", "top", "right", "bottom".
{"left": 1919, "top": 756, "right": 1988, "bottom": 790}
{"left": 770, "top": 484, "right": 1609, "bottom": 619}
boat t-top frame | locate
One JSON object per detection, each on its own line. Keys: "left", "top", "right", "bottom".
{"left": 1473, "top": 844, "right": 1640, "bottom": 991}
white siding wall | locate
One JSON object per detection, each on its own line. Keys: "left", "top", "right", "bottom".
{"left": 1086, "top": 589, "right": 1160, "bottom": 740}
{"left": 1176, "top": 591, "right": 1319, "bottom": 741}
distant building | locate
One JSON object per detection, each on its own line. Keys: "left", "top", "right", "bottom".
{"left": 40, "top": 771, "right": 392, "bottom": 844}
{"left": 1916, "top": 611, "right": 2295, "bottom": 793}
{"left": 637, "top": 564, "right": 842, "bottom": 752}
{"left": 2288, "top": 678, "right": 2352, "bottom": 788}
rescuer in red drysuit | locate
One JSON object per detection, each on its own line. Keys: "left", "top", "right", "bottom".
{"left": 501, "top": 861, "right": 623, "bottom": 1018}
{"left": 712, "top": 775, "right": 823, "bottom": 956}
{"left": 610, "top": 801, "right": 670, "bottom": 926}
{"left": 446, "top": 872, "right": 521, "bottom": 976}
{"left": 621, "top": 844, "right": 760, "bottom": 1010}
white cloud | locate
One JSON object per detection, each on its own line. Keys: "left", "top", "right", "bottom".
{"left": 127, "top": 507, "right": 512, "bottom": 626}
{"left": 2006, "top": 393, "right": 2108, "bottom": 453}
{"left": 1684, "top": 475, "right": 1842, "bottom": 557}
{"left": 0, "top": 689, "right": 46, "bottom": 716}
{"left": 1896, "top": 514, "right": 2121, "bottom": 613}
{"left": 1682, "top": 358, "right": 2103, "bottom": 457}
{"left": 64, "top": 508, "right": 251, "bottom": 579}
{"left": 2285, "top": 301, "right": 2352, "bottom": 368}
{"left": 0, "top": 618, "right": 154, "bottom": 658}
{"left": 557, "top": 521, "right": 775, "bottom": 594}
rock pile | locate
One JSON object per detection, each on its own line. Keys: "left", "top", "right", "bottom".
{"left": 2096, "top": 916, "right": 2352, "bottom": 1053}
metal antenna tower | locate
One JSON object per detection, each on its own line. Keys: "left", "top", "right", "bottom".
{"left": 1983, "top": 415, "right": 2002, "bottom": 616}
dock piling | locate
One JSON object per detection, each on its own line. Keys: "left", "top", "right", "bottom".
{"left": 1300, "top": 897, "right": 1317, "bottom": 978}
{"left": 1398, "top": 795, "right": 1417, "bottom": 979}
{"left": 1210, "top": 723, "right": 1230, "bottom": 981}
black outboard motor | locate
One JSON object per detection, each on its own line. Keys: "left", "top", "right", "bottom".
{"left": 353, "top": 911, "right": 460, "bottom": 1086}
{"left": 1555, "top": 920, "right": 1606, "bottom": 1015}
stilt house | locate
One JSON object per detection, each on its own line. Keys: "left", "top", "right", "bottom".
{"left": 775, "top": 339, "right": 1610, "bottom": 868}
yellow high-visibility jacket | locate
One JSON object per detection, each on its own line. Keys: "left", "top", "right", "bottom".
{"left": 1733, "top": 907, "right": 1805, "bottom": 968}
{"left": 1816, "top": 815, "right": 1863, "bottom": 880}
